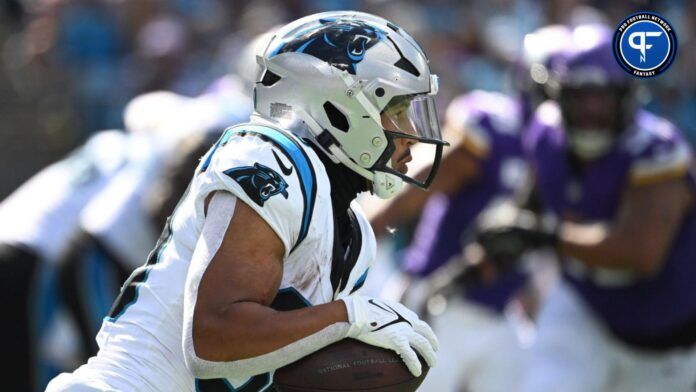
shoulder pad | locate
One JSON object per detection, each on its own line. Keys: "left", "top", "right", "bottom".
{"left": 203, "top": 124, "right": 320, "bottom": 256}
{"left": 446, "top": 91, "right": 523, "bottom": 159}
{"left": 623, "top": 112, "right": 693, "bottom": 186}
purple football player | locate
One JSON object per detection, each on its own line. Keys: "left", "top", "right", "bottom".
{"left": 369, "top": 89, "right": 532, "bottom": 392}
{"left": 369, "top": 25, "right": 575, "bottom": 392}
{"left": 371, "top": 24, "right": 574, "bottom": 297}
{"left": 479, "top": 25, "right": 696, "bottom": 391}
{"left": 402, "top": 91, "right": 530, "bottom": 302}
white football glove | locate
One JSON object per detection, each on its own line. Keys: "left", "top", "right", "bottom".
{"left": 341, "top": 295, "right": 439, "bottom": 377}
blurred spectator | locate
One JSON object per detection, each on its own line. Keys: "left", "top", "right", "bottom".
{"left": 2, "top": 0, "right": 695, "bottom": 201}
{"left": 1, "top": 0, "right": 24, "bottom": 24}
{"left": 1, "top": 2, "right": 695, "bottom": 390}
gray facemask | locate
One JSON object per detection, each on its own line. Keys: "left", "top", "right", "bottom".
{"left": 567, "top": 128, "right": 614, "bottom": 160}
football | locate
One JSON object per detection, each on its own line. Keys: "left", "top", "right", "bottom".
{"left": 273, "top": 338, "right": 429, "bottom": 391}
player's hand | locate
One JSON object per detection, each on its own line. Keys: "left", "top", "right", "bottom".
{"left": 476, "top": 225, "right": 557, "bottom": 264}
{"left": 341, "top": 295, "right": 439, "bottom": 377}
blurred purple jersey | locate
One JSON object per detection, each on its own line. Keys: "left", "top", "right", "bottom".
{"left": 404, "top": 91, "right": 530, "bottom": 312}
{"left": 526, "top": 101, "right": 696, "bottom": 341}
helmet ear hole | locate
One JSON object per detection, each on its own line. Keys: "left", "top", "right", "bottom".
{"left": 323, "top": 101, "right": 350, "bottom": 132}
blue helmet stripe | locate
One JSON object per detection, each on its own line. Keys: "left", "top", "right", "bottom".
{"left": 295, "top": 37, "right": 317, "bottom": 53}
{"left": 323, "top": 33, "right": 337, "bottom": 47}
{"left": 268, "top": 19, "right": 385, "bottom": 75}
{"left": 230, "top": 125, "right": 316, "bottom": 252}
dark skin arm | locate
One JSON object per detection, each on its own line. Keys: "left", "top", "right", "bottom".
{"left": 370, "top": 138, "right": 482, "bottom": 236}
{"left": 192, "top": 195, "right": 348, "bottom": 361}
{"left": 558, "top": 178, "right": 693, "bottom": 277}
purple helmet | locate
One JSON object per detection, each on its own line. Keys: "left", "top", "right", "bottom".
{"left": 552, "top": 24, "right": 631, "bottom": 88}
{"left": 549, "top": 24, "right": 637, "bottom": 161}
{"left": 513, "top": 24, "right": 574, "bottom": 121}
{"left": 522, "top": 25, "right": 574, "bottom": 86}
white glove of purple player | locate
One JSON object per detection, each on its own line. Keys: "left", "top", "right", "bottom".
{"left": 341, "top": 295, "right": 439, "bottom": 377}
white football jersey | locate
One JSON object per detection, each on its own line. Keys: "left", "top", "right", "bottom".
{"left": 65, "top": 121, "right": 375, "bottom": 391}
{"left": 0, "top": 130, "right": 129, "bottom": 262}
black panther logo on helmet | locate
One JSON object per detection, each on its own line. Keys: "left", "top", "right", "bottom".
{"left": 224, "top": 162, "right": 289, "bottom": 207}
{"left": 270, "top": 18, "right": 385, "bottom": 75}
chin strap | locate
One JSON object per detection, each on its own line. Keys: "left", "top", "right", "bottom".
{"left": 372, "top": 170, "right": 403, "bottom": 199}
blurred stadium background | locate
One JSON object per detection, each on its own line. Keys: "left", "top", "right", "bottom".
{"left": 1, "top": 0, "right": 695, "bottom": 200}
{"left": 1, "top": 0, "right": 695, "bottom": 391}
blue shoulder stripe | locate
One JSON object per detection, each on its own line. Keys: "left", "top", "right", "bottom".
{"left": 228, "top": 125, "right": 317, "bottom": 252}
{"left": 200, "top": 130, "right": 235, "bottom": 173}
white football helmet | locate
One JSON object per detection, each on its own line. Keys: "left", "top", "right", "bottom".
{"left": 253, "top": 11, "right": 447, "bottom": 198}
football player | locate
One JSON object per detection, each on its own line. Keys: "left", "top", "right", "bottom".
{"left": 368, "top": 25, "right": 573, "bottom": 392}
{"left": 47, "top": 11, "right": 444, "bottom": 392}
{"left": 478, "top": 27, "right": 696, "bottom": 391}
{"left": 0, "top": 129, "right": 130, "bottom": 391}
{"left": 403, "top": 92, "right": 533, "bottom": 392}
{"left": 56, "top": 79, "right": 252, "bottom": 365}
{"left": 0, "top": 77, "right": 251, "bottom": 391}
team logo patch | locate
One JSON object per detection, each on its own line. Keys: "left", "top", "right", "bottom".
{"left": 224, "top": 163, "right": 289, "bottom": 207}
{"left": 613, "top": 12, "right": 677, "bottom": 78}
{"left": 271, "top": 18, "right": 385, "bottom": 74}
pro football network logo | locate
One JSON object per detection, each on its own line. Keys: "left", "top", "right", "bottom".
{"left": 613, "top": 12, "right": 677, "bottom": 78}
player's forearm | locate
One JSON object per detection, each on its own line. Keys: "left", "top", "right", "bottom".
{"left": 193, "top": 300, "right": 348, "bottom": 362}
{"left": 557, "top": 222, "right": 665, "bottom": 275}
